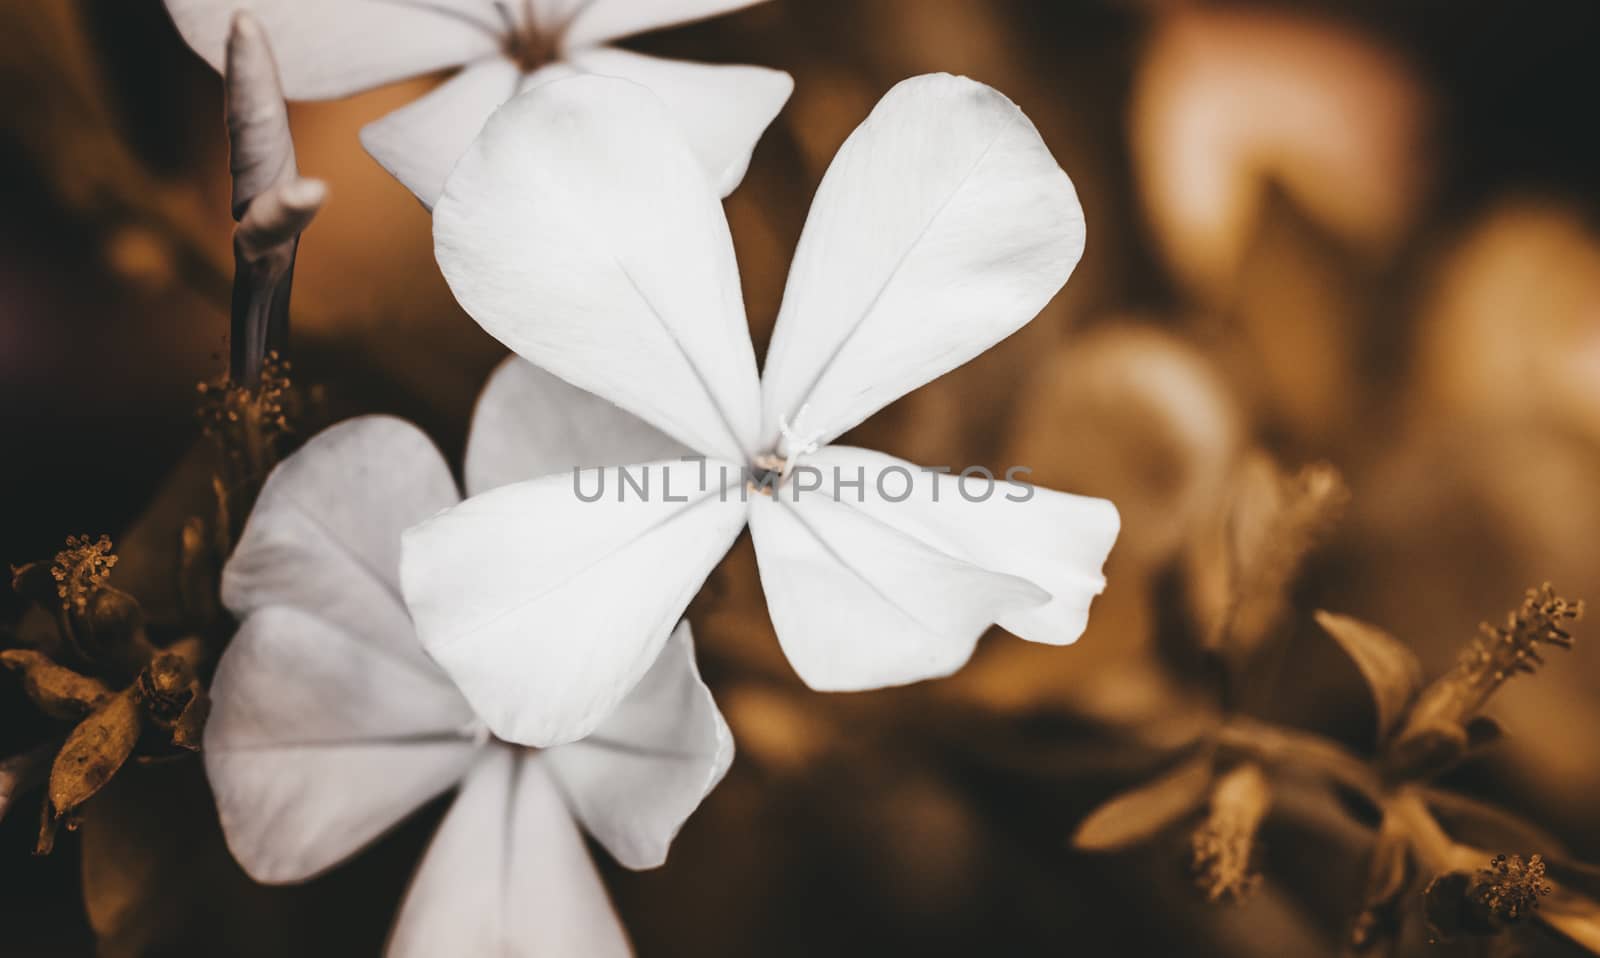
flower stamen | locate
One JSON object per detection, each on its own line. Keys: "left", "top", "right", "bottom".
{"left": 496, "top": 0, "right": 555, "bottom": 72}
{"left": 51, "top": 535, "right": 117, "bottom": 615}
{"left": 1456, "top": 583, "right": 1582, "bottom": 707}
{"left": 1473, "top": 853, "right": 1551, "bottom": 923}
{"left": 777, "top": 403, "right": 822, "bottom": 477}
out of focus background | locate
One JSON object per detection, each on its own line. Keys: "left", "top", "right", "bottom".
{"left": 4, "top": 0, "right": 1600, "bottom": 955}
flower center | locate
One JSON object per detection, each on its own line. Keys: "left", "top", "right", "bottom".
{"left": 747, "top": 405, "right": 824, "bottom": 496}
{"left": 494, "top": 0, "right": 555, "bottom": 72}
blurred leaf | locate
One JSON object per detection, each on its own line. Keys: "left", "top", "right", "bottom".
{"left": 1421, "top": 870, "right": 1476, "bottom": 941}
{"left": 0, "top": 743, "right": 54, "bottom": 824}
{"left": 1540, "top": 888, "right": 1600, "bottom": 954}
{"left": 0, "top": 0, "right": 228, "bottom": 298}
{"left": 1072, "top": 753, "right": 1214, "bottom": 852}
{"left": 1384, "top": 720, "right": 1468, "bottom": 781}
{"left": 111, "top": 443, "right": 225, "bottom": 632}
{"left": 1464, "top": 716, "right": 1502, "bottom": 751}
{"left": 1349, "top": 812, "right": 1410, "bottom": 953}
{"left": 1546, "top": 862, "right": 1600, "bottom": 912}
{"left": 80, "top": 761, "right": 299, "bottom": 958}
{"left": 1314, "top": 610, "right": 1423, "bottom": 743}
{"left": 1423, "top": 788, "right": 1568, "bottom": 859}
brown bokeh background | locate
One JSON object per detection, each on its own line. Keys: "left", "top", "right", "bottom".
{"left": 4, "top": 0, "right": 1600, "bottom": 955}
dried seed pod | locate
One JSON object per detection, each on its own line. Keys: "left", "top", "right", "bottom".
{"left": 38, "top": 689, "right": 142, "bottom": 853}
{"left": 0, "top": 649, "right": 113, "bottom": 719}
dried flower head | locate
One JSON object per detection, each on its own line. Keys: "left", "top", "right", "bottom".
{"left": 1456, "top": 584, "right": 1581, "bottom": 708}
{"left": 1424, "top": 851, "right": 1557, "bottom": 941}
{"left": 1191, "top": 764, "right": 1270, "bottom": 903}
{"left": 1388, "top": 584, "right": 1584, "bottom": 779}
{"left": 50, "top": 535, "right": 117, "bottom": 615}
{"left": 1473, "top": 854, "right": 1552, "bottom": 923}
{"left": 1192, "top": 818, "right": 1262, "bottom": 903}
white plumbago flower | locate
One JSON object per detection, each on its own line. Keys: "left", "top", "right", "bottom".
{"left": 163, "top": 0, "right": 793, "bottom": 206}
{"left": 206, "top": 404, "right": 732, "bottom": 956}
{"left": 404, "top": 73, "right": 1122, "bottom": 748}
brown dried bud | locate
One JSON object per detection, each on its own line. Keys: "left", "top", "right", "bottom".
{"left": 38, "top": 689, "right": 142, "bottom": 854}
{"left": 67, "top": 587, "right": 157, "bottom": 679}
{"left": 135, "top": 641, "right": 209, "bottom": 751}
{"left": 0, "top": 649, "right": 113, "bottom": 720}
{"left": 1191, "top": 763, "right": 1271, "bottom": 902}
{"left": 1210, "top": 455, "right": 1349, "bottom": 662}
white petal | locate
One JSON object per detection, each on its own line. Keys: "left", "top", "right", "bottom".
{"left": 759, "top": 73, "right": 1086, "bottom": 448}
{"left": 360, "top": 56, "right": 521, "bottom": 209}
{"left": 747, "top": 486, "right": 1049, "bottom": 691}
{"left": 222, "top": 416, "right": 460, "bottom": 675}
{"left": 162, "top": 0, "right": 504, "bottom": 100}
{"left": 566, "top": 48, "right": 790, "bottom": 198}
{"left": 465, "top": 357, "right": 690, "bottom": 497}
{"left": 552, "top": 0, "right": 769, "bottom": 50}
{"left": 803, "top": 447, "right": 1120, "bottom": 645}
{"left": 204, "top": 605, "right": 479, "bottom": 883}
{"left": 388, "top": 749, "right": 630, "bottom": 958}
{"left": 543, "top": 621, "right": 732, "bottom": 869}
{"left": 434, "top": 75, "right": 762, "bottom": 463}
{"left": 364, "top": 49, "right": 790, "bottom": 206}
{"left": 401, "top": 460, "right": 748, "bottom": 746}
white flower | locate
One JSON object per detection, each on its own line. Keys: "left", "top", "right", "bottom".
{"left": 163, "top": 0, "right": 793, "bottom": 206}
{"left": 403, "top": 73, "right": 1122, "bottom": 748}
{"left": 206, "top": 404, "right": 733, "bottom": 956}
